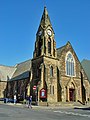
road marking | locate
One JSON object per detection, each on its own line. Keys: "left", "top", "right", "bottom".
{"left": 54, "top": 111, "right": 90, "bottom": 118}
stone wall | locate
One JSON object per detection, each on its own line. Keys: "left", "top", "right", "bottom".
{"left": 0, "top": 81, "right": 7, "bottom": 98}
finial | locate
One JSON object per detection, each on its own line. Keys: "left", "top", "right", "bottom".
{"left": 44, "top": 6, "right": 46, "bottom": 9}
{"left": 43, "top": 6, "right": 48, "bottom": 15}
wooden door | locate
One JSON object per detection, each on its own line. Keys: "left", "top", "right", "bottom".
{"left": 69, "top": 88, "right": 75, "bottom": 101}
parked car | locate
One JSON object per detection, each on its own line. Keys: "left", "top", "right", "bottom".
{"left": 0, "top": 98, "right": 4, "bottom": 101}
{"left": 0, "top": 98, "right": 14, "bottom": 103}
{"left": 4, "top": 98, "right": 14, "bottom": 103}
{"left": 7, "top": 98, "right": 14, "bottom": 103}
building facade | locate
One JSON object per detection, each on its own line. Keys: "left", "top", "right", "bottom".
{"left": 0, "top": 7, "right": 90, "bottom": 105}
{"left": 30, "top": 7, "right": 90, "bottom": 104}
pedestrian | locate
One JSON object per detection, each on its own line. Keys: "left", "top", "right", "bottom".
{"left": 14, "top": 94, "right": 17, "bottom": 104}
{"left": 28, "top": 96, "right": 32, "bottom": 108}
{"left": 26, "top": 95, "right": 29, "bottom": 107}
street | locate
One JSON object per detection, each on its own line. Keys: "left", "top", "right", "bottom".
{"left": 0, "top": 104, "right": 90, "bottom": 120}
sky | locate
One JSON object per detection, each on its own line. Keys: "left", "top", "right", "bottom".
{"left": 0, "top": 0, "right": 90, "bottom": 66}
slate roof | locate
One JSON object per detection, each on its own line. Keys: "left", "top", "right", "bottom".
{"left": 0, "top": 59, "right": 31, "bottom": 81}
{"left": 81, "top": 59, "right": 90, "bottom": 82}
{"left": 0, "top": 65, "right": 16, "bottom": 81}
{"left": 11, "top": 59, "right": 31, "bottom": 81}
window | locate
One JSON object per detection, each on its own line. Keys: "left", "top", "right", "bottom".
{"left": 66, "top": 52, "right": 75, "bottom": 76}
{"left": 38, "top": 37, "right": 42, "bottom": 56}
{"left": 50, "top": 66, "right": 53, "bottom": 77}
{"left": 50, "top": 85, "right": 54, "bottom": 95}
{"left": 52, "top": 86, "right": 54, "bottom": 94}
{"left": 48, "top": 39, "right": 51, "bottom": 54}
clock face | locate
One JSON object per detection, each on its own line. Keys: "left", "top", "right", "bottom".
{"left": 38, "top": 30, "right": 42, "bottom": 36}
{"left": 47, "top": 29, "right": 52, "bottom": 36}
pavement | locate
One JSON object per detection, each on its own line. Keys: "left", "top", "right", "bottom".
{"left": 0, "top": 101, "right": 90, "bottom": 110}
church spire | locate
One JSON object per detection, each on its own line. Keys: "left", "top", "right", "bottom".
{"left": 33, "top": 7, "right": 57, "bottom": 58}
{"left": 38, "top": 6, "right": 53, "bottom": 31}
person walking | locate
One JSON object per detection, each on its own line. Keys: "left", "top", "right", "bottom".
{"left": 14, "top": 94, "right": 17, "bottom": 104}
{"left": 26, "top": 95, "right": 29, "bottom": 107}
{"left": 28, "top": 96, "right": 32, "bottom": 108}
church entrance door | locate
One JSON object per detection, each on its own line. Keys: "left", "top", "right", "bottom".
{"left": 69, "top": 88, "right": 75, "bottom": 101}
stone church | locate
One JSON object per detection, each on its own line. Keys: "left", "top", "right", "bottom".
{"left": 0, "top": 7, "right": 90, "bottom": 105}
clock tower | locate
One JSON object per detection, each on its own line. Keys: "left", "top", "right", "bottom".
{"left": 33, "top": 7, "right": 57, "bottom": 58}
{"left": 31, "top": 7, "right": 58, "bottom": 103}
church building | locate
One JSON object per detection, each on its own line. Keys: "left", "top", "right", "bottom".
{"left": 0, "top": 7, "right": 90, "bottom": 105}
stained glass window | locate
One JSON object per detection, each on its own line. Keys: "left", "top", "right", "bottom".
{"left": 66, "top": 53, "right": 75, "bottom": 76}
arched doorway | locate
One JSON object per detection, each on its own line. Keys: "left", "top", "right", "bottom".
{"left": 68, "top": 82, "right": 76, "bottom": 102}
{"left": 69, "top": 88, "right": 75, "bottom": 101}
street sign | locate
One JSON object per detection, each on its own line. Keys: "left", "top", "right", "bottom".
{"left": 33, "top": 85, "right": 37, "bottom": 90}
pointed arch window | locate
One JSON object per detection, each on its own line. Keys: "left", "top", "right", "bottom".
{"left": 66, "top": 52, "right": 75, "bottom": 76}
{"left": 48, "top": 39, "right": 51, "bottom": 54}
{"left": 50, "top": 66, "right": 53, "bottom": 77}
{"left": 38, "top": 36, "right": 42, "bottom": 56}
{"left": 50, "top": 85, "right": 54, "bottom": 95}
{"left": 52, "top": 86, "right": 54, "bottom": 94}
